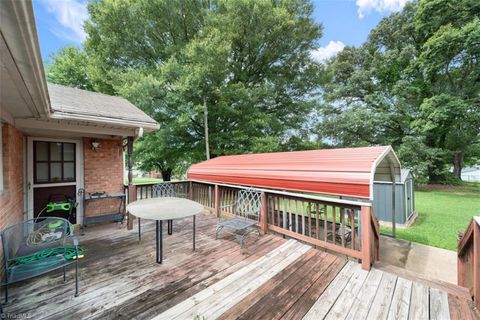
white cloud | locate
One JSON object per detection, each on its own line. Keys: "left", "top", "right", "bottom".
{"left": 356, "top": 0, "right": 412, "bottom": 18}
{"left": 311, "top": 41, "right": 346, "bottom": 62}
{"left": 40, "top": 0, "right": 89, "bottom": 43}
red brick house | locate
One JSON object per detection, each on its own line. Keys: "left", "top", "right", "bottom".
{"left": 0, "top": 1, "right": 158, "bottom": 232}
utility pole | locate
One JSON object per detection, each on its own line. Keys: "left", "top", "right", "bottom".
{"left": 204, "top": 96, "right": 212, "bottom": 206}
{"left": 204, "top": 96, "right": 210, "bottom": 160}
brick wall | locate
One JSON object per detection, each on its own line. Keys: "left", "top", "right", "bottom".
{"left": 83, "top": 138, "right": 124, "bottom": 217}
{"left": 0, "top": 123, "right": 24, "bottom": 231}
{"left": 0, "top": 123, "right": 24, "bottom": 282}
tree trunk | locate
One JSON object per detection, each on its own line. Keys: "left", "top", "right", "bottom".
{"left": 161, "top": 169, "right": 172, "bottom": 182}
{"left": 453, "top": 151, "right": 464, "bottom": 180}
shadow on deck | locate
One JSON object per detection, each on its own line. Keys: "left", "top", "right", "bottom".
{"left": 2, "top": 213, "right": 477, "bottom": 320}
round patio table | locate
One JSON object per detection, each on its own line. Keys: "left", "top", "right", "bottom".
{"left": 126, "top": 197, "right": 203, "bottom": 264}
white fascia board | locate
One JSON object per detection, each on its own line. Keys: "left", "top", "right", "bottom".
{"left": 15, "top": 118, "right": 136, "bottom": 137}
{"left": 0, "top": 0, "right": 51, "bottom": 116}
{"left": 48, "top": 111, "right": 160, "bottom": 131}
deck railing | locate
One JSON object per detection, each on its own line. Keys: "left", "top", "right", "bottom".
{"left": 126, "top": 180, "right": 380, "bottom": 270}
{"left": 457, "top": 216, "right": 480, "bottom": 309}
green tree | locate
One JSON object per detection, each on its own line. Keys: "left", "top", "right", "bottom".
{"left": 414, "top": 1, "right": 480, "bottom": 179}
{"left": 86, "top": 0, "right": 323, "bottom": 175}
{"left": 319, "top": 0, "right": 480, "bottom": 182}
{"left": 46, "top": 46, "right": 95, "bottom": 90}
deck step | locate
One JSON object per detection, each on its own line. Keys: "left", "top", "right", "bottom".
{"left": 374, "top": 262, "right": 471, "bottom": 300}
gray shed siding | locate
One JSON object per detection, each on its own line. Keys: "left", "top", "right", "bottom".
{"left": 373, "top": 170, "right": 415, "bottom": 225}
{"left": 373, "top": 183, "right": 407, "bottom": 224}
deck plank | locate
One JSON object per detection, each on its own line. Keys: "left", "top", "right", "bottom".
{"left": 227, "top": 251, "right": 340, "bottom": 320}
{"left": 94, "top": 235, "right": 283, "bottom": 320}
{"left": 408, "top": 282, "right": 429, "bottom": 320}
{"left": 347, "top": 268, "right": 384, "bottom": 319}
{"left": 41, "top": 221, "right": 242, "bottom": 319}
{"left": 152, "top": 239, "right": 299, "bottom": 320}
{"left": 429, "top": 287, "right": 451, "bottom": 320}
{"left": 366, "top": 271, "right": 398, "bottom": 320}
{"left": 302, "top": 261, "right": 358, "bottom": 320}
{"left": 154, "top": 240, "right": 310, "bottom": 320}
{"left": 387, "top": 277, "right": 413, "bottom": 320}
{"left": 87, "top": 236, "right": 286, "bottom": 320}
{"left": 324, "top": 263, "right": 369, "bottom": 319}
{"left": 278, "top": 254, "right": 347, "bottom": 320}
{"left": 177, "top": 243, "right": 311, "bottom": 319}
{"left": 217, "top": 248, "right": 322, "bottom": 320}
{"left": 8, "top": 218, "right": 220, "bottom": 316}
{"left": 116, "top": 235, "right": 288, "bottom": 319}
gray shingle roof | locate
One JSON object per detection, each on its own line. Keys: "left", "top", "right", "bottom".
{"left": 47, "top": 83, "right": 157, "bottom": 127}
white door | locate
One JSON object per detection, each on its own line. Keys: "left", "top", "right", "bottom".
{"left": 26, "top": 137, "right": 84, "bottom": 224}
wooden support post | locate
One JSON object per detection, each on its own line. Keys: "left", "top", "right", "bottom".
{"left": 188, "top": 181, "right": 193, "bottom": 200}
{"left": 126, "top": 136, "right": 134, "bottom": 230}
{"left": 259, "top": 192, "right": 268, "bottom": 235}
{"left": 214, "top": 184, "right": 220, "bottom": 217}
{"left": 458, "top": 253, "right": 465, "bottom": 287}
{"left": 361, "top": 206, "right": 372, "bottom": 270}
{"left": 474, "top": 221, "right": 480, "bottom": 310}
{"left": 127, "top": 184, "right": 137, "bottom": 230}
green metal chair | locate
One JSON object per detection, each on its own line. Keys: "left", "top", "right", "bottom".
{"left": 0, "top": 217, "right": 80, "bottom": 304}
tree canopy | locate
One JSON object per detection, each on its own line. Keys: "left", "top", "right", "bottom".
{"left": 45, "top": 0, "right": 480, "bottom": 183}
{"left": 84, "top": 0, "right": 323, "bottom": 178}
{"left": 318, "top": 0, "right": 480, "bottom": 183}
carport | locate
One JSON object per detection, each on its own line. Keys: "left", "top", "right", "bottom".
{"left": 188, "top": 145, "right": 402, "bottom": 235}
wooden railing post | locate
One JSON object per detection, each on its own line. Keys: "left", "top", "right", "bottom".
{"left": 457, "top": 217, "right": 480, "bottom": 309}
{"left": 474, "top": 219, "right": 480, "bottom": 310}
{"left": 188, "top": 181, "right": 193, "bottom": 200}
{"left": 361, "top": 206, "right": 372, "bottom": 270}
{"left": 259, "top": 192, "right": 268, "bottom": 235}
{"left": 458, "top": 254, "right": 466, "bottom": 288}
{"left": 127, "top": 184, "right": 137, "bottom": 230}
{"left": 214, "top": 184, "right": 220, "bottom": 217}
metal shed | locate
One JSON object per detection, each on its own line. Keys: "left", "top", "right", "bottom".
{"left": 188, "top": 145, "right": 402, "bottom": 236}
{"left": 373, "top": 169, "right": 415, "bottom": 226}
{"left": 188, "top": 146, "right": 401, "bottom": 200}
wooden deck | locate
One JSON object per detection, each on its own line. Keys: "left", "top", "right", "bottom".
{"left": 2, "top": 213, "right": 477, "bottom": 320}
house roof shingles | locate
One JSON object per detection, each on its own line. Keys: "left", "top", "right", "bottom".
{"left": 47, "top": 83, "right": 157, "bottom": 128}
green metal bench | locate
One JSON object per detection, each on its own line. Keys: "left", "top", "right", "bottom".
{"left": 0, "top": 217, "right": 81, "bottom": 304}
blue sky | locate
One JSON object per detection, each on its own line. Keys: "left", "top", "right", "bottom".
{"left": 33, "top": 0, "right": 410, "bottom": 63}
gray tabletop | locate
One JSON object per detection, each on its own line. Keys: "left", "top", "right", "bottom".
{"left": 126, "top": 197, "right": 204, "bottom": 221}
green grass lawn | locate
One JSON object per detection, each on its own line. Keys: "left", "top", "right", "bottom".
{"left": 381, "top": 183, "right": 480, "bottom": 251}
{"left": 125, "top": 177, "right": 163, "bottom": 184}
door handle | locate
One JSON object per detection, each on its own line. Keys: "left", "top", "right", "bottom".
{"left": 27, "top": 181, "right": 31, "bottom": 190}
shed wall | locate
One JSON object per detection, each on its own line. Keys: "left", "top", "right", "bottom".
{"left": 373, "top": 183, "right": 406, "bottom": 224}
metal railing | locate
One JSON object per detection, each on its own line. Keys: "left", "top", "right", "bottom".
{"left": 457, "top": 216, "right": 480, "bottom": 309}
{"left": 125, "top": 180, "right": 380, "bottom": 270}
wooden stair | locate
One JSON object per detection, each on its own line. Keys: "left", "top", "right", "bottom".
{"left": 374, "top": 261, "right": 479, "bottom": 319}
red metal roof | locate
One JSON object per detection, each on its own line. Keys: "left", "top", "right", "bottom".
{"left": 187, "top": 146, "right": 400, "bottom": 199}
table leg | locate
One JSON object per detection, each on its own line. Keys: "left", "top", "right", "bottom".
{"left": 156, "top": 220, "right": 163, "bottom": 264}
{"left": 168, "top": 219, "right": 173, "bottom": 235}
{"left": 193, "top": 215, "right": 196, "bottom": 251}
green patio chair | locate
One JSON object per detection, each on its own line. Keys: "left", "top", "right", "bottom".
{"left": 0, "top": 217, "right": 80, "bottom": 304}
